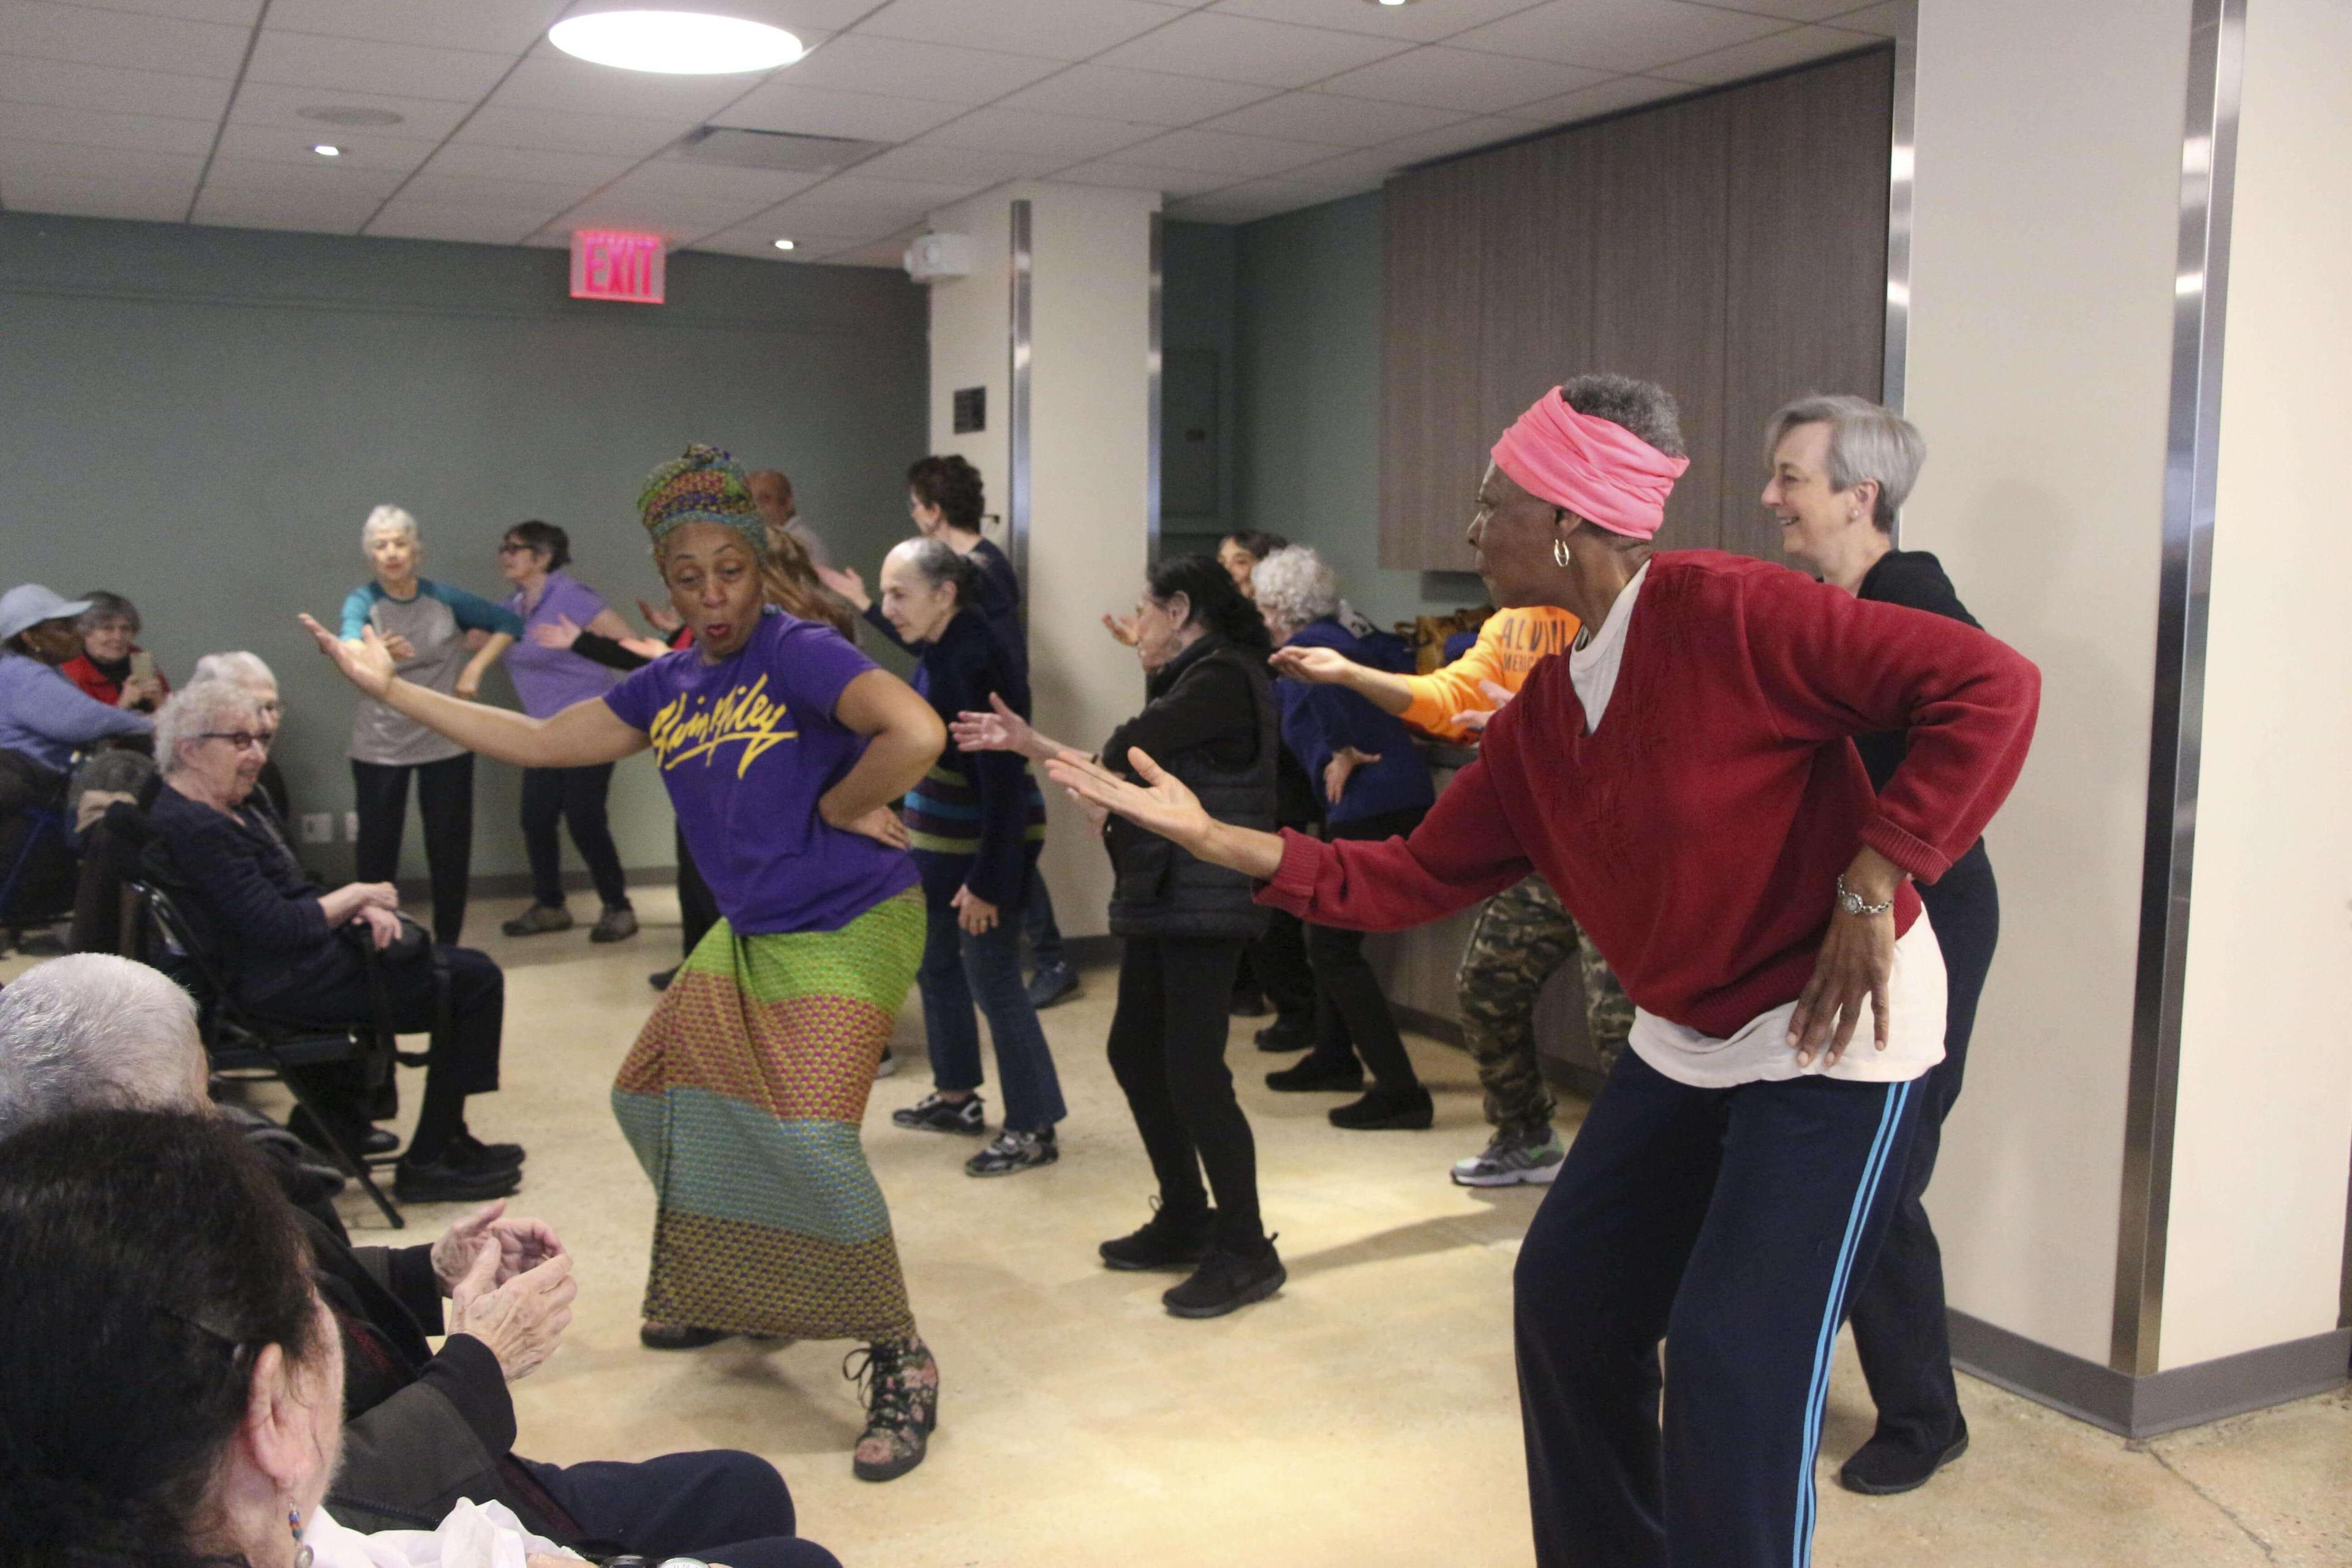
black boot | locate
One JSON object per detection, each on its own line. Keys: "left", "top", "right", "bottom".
{"left": 1099, "top": 1200, "right": 1216, "bottom": 1271}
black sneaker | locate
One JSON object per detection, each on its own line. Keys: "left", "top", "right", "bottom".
{"left": 501, "top": 903, "right": 573, "bottom": 937}
{"left": 892, "top": 1091, "right": 986, "bottom": 1135}
{"left": 450, "top": 1131, "right": 525, "bottom": 1170}
{"left": 965, "top": 1128, "right": 1058, "bottom": 1177}
{"left": 1254, "top": 1017, "right": 1315, "bottom": 1053}
{"left": 1839, "top": 1420, "right": 1970, "bottom": 1495}
{"left": 590, "top": 906, "right": 639, "bottom": 943}
{"left": 394, "top": 1153, "right": 520, "bottom": 1203}
{"left": 1163, "top": 1238, "right": 1286, "bottom": 1319}
{"left": 648, "top": 965, "right": 679, "bottom": 991}
{"left": 1027, "top": 963, "right": 1079, "bottom": 1009}
{"left": 1266, "top": 1056, "right": 1364, "bottom": 1093}
{"left": 640, "top": 1322, "right": 732, "bottom": 1350}
{"left": 1099, "top": 1200, "right": 1216, "bottom": 1271}
{"left": 1329, "top": 1083, "right": 1434, "bottom": 1131}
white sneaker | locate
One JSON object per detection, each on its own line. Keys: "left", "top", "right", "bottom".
{"left": 874, "top": 1052, "right": 898, "bottom": 1079}
{"left": 1450, "top": 1128, "right": 1565, "bottom": 1187}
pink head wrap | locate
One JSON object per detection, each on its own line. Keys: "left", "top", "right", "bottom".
{"left": 1490, "top": 387, "right": 1690, "bottom": 541}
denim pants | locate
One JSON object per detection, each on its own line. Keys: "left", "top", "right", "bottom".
{"left": 914, "top": 856, "right": 1067, "bottom": 1132}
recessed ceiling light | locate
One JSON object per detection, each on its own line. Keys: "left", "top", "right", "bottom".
{"left": 1371, "top": 0, "right": 1416, "bottom": 7}
{"left": 549, "top": 10, "right": 804, "bottom": 75}
{"left": 771, "top": 238, "right": 796, "bottom": 251}
{"left": 312, "top": 144, "right": 342, "bottom": 157}
{"left": 300, "top": 105, "right": 403, "bottom": 127}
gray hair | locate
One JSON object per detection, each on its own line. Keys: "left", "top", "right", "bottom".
{"left": 1251, "top": 546, "right": 1340, "bottom": 635}
{"left": 0, "top": 955, "right": 206, "bottom": 1140}
{"left": 1561, "top": 374, "right": 1687, "bottom": 460}
{"left": 1764, "top": 394, "right": 1926, "bottom": 530}
{"left": 189, "top": 650, "right": 277, "bottom": 693}
{"left": 154, "top": 682, "right": 262, "bottom": 775}
{"left": 363, "top": 503, "right": 419, "bottom": 547}
{"left": 75, "top": 591, "right": 140, "bottom": 635}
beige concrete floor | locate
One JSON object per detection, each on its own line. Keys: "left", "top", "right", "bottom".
{"left": 11, "top": 893, "right": 2349, "bottom": 1566}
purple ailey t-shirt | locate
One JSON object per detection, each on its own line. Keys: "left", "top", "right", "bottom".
{"left": 604, "top": 609, "right": 917, "bottom": 935}
{"left": 505, "top": 569, "right": 620, "bottom": 718}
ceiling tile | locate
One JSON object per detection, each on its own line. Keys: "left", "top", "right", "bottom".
{"left": 851, "top": 142, "right": 1052, "bottom": 186}
{"left": 717, "top": 80, "right": 966, "bottom": 141}
{"left": 1652, "top": 23, "right": 1876, "bottom": 85}
{"left": 0, "top": 1, "right": 253, "bottom": 76}
{"left": 0, "top": 171, "right": 197, "bottom": 221}
{"left": 1717, "top": 0, "right": 1888, "bottom": 20}
{"left": 225, "top": 81, "right": 477, "bottom": 140}
{"left": 1093, "top": 12, "right": 1412, "bottom": 88}
{"left": 859, "top": 0, "right": 1178, "bottom": 62}
{"left": 799, "top": 170, "right": 976, "bottom": 213}
{"left": 199, "top": 153, "right": 407, "bottom": 200}
{"left": 1311, "top": 44, "right": 1609, "bottom": 111}
{"left": 1498, "top": 73, "right": 1686, "bottom": 127}
{"left": 210, "top": 121, "right": 443, "bottom": 172}
{"left": 736, "top": 203, "right": 900, "bottom": 243}
{"left": 997, "top": 63, "right": 1273, "bottom": 126}
{"left": 1447, "top": 0, "right": 1787, "bottom": 75}
{"left": 551, "top": 189, "right": 766, "bottom": 239}
{"left": 619, "top": 159, "right": 829, "bottom": 205}
{"left": 920, "top": 107, "right": 1158, "bottom": 161}
{"left": 1164, "top": 184, "right": 1306, "bottom": 223}
{"left": 483, "top": 53, "right": 754, "bottom": 118}
{"left": 0, "top": 140, "right": 206, "bottom": 183}
{"left": 1824, "top": 2, "right": 1902, "bottom": 37}
{"left": 244, "top": 30, "right": 515, "bottom": 101}
{"left": 1259, "top": 143, "right": 1400, "bottom": 185}
{"left": 365, "top": 200, "right": 553, "bottom": 244}
{"left": 191, "top": 185, "right": 382, "bottom": 231}
{"left": 454, "top": 104, "right": 691, "bottom": 159}
{"left": 687, "top": 225, "right": 804, "bottom": 260}
{"left": 418, "top": 140, "right": 635, "bottom": 186}
{"left": 397, "top": 168, "right": 608, "bottom": 211}
{"left": 0, "top": 56, "right": 235, "bottom": 119}
{"left": 1374, "top": 113, "right": 1532, "bottom": 163}
{"left": 36, "top": 0, "right": 260, "bottom": 21}
{"left": 1204, "top": 0, "right": 1555, "bottom": 45}
{"left": 1114, "top": 125, "right": 1335, "bottom": 178}
{"left": 267, "top": 0, "right": 560, "bottom": 54}
{"left": 1197, "top": 90, "right": 1465, "bottom": 146}
{"left": 0, "top": 100, "right": 219, "bottom": 154}
{"left": 1050, "top": 159, "right": 1227, "bottom": 197}
{"left": 780, "top": 34, "right": 1064, "bottom": 105}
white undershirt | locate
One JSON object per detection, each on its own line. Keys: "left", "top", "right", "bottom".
{"left": 1561, "top": 559, "right": 1945, "bottom": 1088}
{"left": 305, "top": 1499, "right": 581, "bottom": 1568}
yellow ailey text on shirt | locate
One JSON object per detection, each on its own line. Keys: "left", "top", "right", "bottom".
{"left": 646, "top": 674, "right": 797, "bottom": 778}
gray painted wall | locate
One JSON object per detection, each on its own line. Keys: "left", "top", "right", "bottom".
{"left": 0, "top": 211, "right": 926, "bottom": 886}
{"left": 1159, "top": 219, "right": 1238, "bottom": 563}
{"left": 1227, "top": 190, "right": 1485, "bottom": 628}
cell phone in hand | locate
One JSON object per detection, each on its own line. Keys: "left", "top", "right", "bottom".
{"left": 129, "top": 649, "right": 156, "bottom": 684}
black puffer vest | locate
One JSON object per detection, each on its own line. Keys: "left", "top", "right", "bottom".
{"left": 1104, "top": 636, "right": 1276, "bottom": 941}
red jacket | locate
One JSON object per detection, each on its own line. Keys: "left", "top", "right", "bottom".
{"left": 60, "top": 650, "right": 167, "bottom": 711}
{"left": 1258, "top": 551, "right": 2040, "bottom": 1039}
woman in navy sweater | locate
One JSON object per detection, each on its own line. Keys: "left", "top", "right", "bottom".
{"left": 1252, "top": 546, "right": 1437, "bottom": 1130}
{"left": 875, "top": 538, "right": 1065, "bottom": 1177}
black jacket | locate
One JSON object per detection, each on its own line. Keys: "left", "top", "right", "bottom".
{"left": 1856, "top": 549, "right": 1997, "bottom": 902}
{"left": 147, "top": 786, "right": 356, "bottom": 1007}
{"left": 1101, "top": 635, "right": 1276, "bottom": 940}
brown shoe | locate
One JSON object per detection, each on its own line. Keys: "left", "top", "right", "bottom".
{"left": 501, "top": 903, "right": 573, "bottom": 937}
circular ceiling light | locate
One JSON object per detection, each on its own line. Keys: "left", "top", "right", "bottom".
{"left": 771, "top": 238, "right": 796, "bottom": 251}
{"left": 300, "top": 105, "right": 405, "bottom": 127}
{"left": 312, "top": 143, "right": 342, "bottom": 157}
{"left": 549, "top": 10, "right": 805, "bottom": 74}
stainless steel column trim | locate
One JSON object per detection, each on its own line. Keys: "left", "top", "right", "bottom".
{"left": 1147, "top": 209, "right": 1164, "bottom": 568}
{"left": 2112, "top": 0, "right": 2245, "bottom": 1378}
{"left": 1880, "top": 0, "right": 1917, "bottom": 417}
{"left": 1008, "top": 198, "right": 1033, "bottom": 624}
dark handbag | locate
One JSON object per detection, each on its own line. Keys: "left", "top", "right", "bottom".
{"left": 337, "top": 910, "right": 431, "bottom": 963}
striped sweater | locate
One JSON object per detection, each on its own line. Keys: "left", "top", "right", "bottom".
{"left": 902, "top": 608, "right": 1046, "bottom": 906}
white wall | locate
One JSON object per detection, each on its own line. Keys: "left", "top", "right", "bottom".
{"left": 927, "top": 182, "right": 1159, "bottom": 940}
{"left": 2162, "top": 0, "right": 2352, "bottom": 1370}
{"left": 1903, "top": 0, "right": 2191, "bottom": 1363}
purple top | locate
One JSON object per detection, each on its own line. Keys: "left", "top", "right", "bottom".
{"left": 503, "top": 570, "right": 620, "bottom": 719}
{"left": 605, "top": 609, "right": 917, "bottom": 935}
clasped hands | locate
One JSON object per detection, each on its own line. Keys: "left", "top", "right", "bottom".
{"left": 431, "top": 1201, "right": 575, "bottom": 1382}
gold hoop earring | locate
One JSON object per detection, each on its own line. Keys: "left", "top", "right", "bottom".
{"left": 1553, "top": 538, "right": 1574, "bottom": 569}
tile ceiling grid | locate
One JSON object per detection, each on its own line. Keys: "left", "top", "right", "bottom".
{"left": 0, "top": 0, "right": 1902, "bottom": 260}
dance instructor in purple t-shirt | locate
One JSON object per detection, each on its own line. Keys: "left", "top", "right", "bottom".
{"left": 302, "top": 445, "right": 951, "bottom": 1485}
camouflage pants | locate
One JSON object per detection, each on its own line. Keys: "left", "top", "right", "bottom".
{"left": 1456, "top": 875, "right": 1633, "bottom": 1137}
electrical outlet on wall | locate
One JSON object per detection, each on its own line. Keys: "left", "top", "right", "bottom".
{"left": 344, "top": 811, "right": 360, "bottom": 842}
{"left": 300, "top": 813, "right": 333, "bottom": 844}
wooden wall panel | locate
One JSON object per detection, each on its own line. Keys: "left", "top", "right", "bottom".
{"left": 1380, "top": 157, "right": 1486, "bottom": 571}
{"left": 1379, "top": 47, "right": 1894, "bottom": 570}
{"left": 1720, "top": 50, "right": 1894, "bottom": 559}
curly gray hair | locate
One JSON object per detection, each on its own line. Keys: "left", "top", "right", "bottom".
{"left": 1764, "top": 394, "right": 1926, "bottom": 530}
{"left": 154, "top": 682, "right": 264, "bottom": 775}
{"left": 188, "top": 650, "right": 277, "bottom": 693}
{"left": 1561, "top": 373, "right": 1687, "bottom": 460}
{"left": 1251, "top": 545, "right": 1341, "bottom": 637}
{"left": 0, "top": 955, "right": 206, "bottom": 1141}
{"left": 363, "top": 503, "right": 418, "bottom": 548}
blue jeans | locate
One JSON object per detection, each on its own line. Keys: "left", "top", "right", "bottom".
{"left": 1023, "top": 876, "right": 1066, "bottom": 971}
{"left": 916, "top": 863, "right": 1068, "bottom": 1132}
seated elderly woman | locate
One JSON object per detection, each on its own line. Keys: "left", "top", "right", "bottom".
{"left": 0, "top": 1110, "right": 848, "bottom": 1568}
{"left": 61, "top": 589, "right": 170, "bottom": 712}
{"left": 189, "top": 649, "right": 292, "bottom": 818}
{"left": 144, "top": 680, "right": 523, "bottom": 1202}
{"left": 0, "top": 957, "right": 840, "bottom": 1567}
{"left": 1250, "top": 545, "right": 1436, "bottom": 1129}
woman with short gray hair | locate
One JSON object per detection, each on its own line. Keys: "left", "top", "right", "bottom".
{"left": 1763, "top": 393, "right": 2000, "bottom": 1498}
{"left": 187, "top": 650, "right": 290, "bottom": 820}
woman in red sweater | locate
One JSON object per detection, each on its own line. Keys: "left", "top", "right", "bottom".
{"left": 1046, "top": 375, "right": 2040, "bottom": 1568}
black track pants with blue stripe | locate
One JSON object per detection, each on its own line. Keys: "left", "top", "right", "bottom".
{"left": 1514, "top": 1047, "right": 1926, "bottom": 1568}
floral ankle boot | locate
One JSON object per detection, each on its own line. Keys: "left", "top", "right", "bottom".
{"left": 846, "top": 1335, "right": 938, "bottom": 1482}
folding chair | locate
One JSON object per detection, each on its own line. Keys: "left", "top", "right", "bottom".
{"left": 0, "top": 804, "right": 67, "bottom": 945}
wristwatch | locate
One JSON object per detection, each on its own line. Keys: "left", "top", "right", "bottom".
{"left": 1834, "top": 873, "right": 1896, "bottom": 918}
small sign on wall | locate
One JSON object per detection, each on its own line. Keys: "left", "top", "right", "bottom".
{"left": 570, "top": 230, "right": 666, "bottom": 304}
{"left": 952, "top": 386, "right": 986, "bottom": 434}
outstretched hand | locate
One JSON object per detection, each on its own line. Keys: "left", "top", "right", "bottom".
{"left": 636, "top": 598, "right": 683, "bottom": 636}
{"left": 950, "top": 692, "right": 1038, "bottom": 758}
{"left": 1451, "top": 679, "right": 1518, "bottom": 733}
{"left": 1267, "top": 645, "right": 1352, "bottom": 685}
{"left": 1101, "top": 612, "right": 1140, "bottom": 647}
{"left": 1044, "top": 747, "right": 1213, "bottom": 853}
{"left": 531, "top": 614, "right": 583, "bottom": 651}
{"left": 1322, "top": 745, "right": 1381, "bottom": 805}
{"left": 815, "top": 563, "right": 871, "bottom": 612}
{"left": 298, "top": 614, "right": 396, "bottom": 699}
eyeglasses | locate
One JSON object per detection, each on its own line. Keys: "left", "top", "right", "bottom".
{"left": 497, "top": 541, "right": 534, "bottom": 555}
{"left": 199, "top": 731, "right": 269, "bottom": 752}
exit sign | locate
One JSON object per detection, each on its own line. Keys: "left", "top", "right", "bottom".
{"left": 570, "top": 230, "right": 666, "bottom": 304}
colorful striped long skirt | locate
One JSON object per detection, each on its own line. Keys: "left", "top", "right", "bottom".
{"left": 611, "top": 888, "right": 925, "bottom": 1343}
